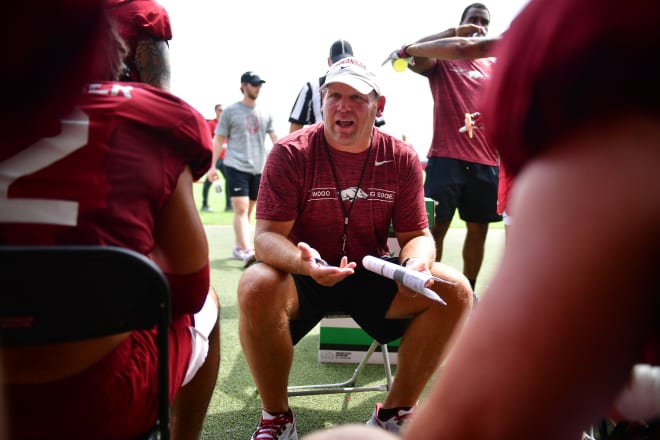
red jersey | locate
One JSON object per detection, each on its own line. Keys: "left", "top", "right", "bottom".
{"left": 257, "top": 123, "right": 427, "bottom": 266}
{"left": 208, "top": 117, "right": 226, "bottom": 160}
{"left": 0, "top": 81, "right": 211, "bottom": 313}
{"left": 207, "top": 118, "right": 218, "bottom": 136}
{"left": 484, "top": 0, "right": 660, "bottom": 177}
{"left": 3, "top": 0, "right": 109, "bottom": 149}
{"left": 496, "top": 162, "right": 513, "bottom": 215}
{"left": 1, "top": 81, "right": 211, "bottom": 438}
{"left": 484, "top": 0, "right": 660, "bottom": 360}
{"left": 106, "top": 0, "right": 172, "bottom": 83}
{"left": 424, "top": 57, "right": 498, "bottom": 166}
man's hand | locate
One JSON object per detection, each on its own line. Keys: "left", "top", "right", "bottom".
{"left": 207, "top": 168, "right": 219, "bottom": 181}
{"left": 398, "top": 256, "right": 433, "bottom": 297}
{"left": 456, "top": 24, "right": 487, "bottom": 37}
{"left": 297, "top": 242, "right": 356, "bottom": 286}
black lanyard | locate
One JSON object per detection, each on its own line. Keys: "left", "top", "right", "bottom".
{"left": 324, "top": 140, "right": 372, "bottom": 257}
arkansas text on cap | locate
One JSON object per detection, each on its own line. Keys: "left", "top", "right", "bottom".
{"left": 323, "top": 57, "right": 381, "bottom": 96}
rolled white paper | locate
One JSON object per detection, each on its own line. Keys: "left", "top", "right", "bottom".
{"left": 362, "top": 255, "right": 449, "bottom": 305}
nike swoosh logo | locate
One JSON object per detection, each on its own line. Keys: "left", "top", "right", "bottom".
{"left": 374, "top": 160, "right": 393, "bottom": 167}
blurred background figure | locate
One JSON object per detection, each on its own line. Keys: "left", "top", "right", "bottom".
{"left": 201, "top": 103, "right": 233, "bottom": 212}
{"left": 208, "top": 71, "right": 278, "bottom": 264}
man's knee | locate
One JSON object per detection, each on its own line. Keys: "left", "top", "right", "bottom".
{"left": 238, "top": 264, "right": 290, "bottom": 315}
{"left": 430, "top": 263, "right": 473, "bottom": 311}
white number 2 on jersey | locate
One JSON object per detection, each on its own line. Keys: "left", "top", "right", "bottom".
{"left": 0, "top": 108, "right": 89, "bottom": 226}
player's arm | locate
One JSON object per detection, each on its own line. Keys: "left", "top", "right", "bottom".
{"left": 289, "top": 122, "right": 304, "bottom": 133}
{"left": 254, "top": 219, "right": 355, "bottom": 285}
{"left": 404, "top": 114, "right": 660, "bottom": 438}
{"left": 402, "top": 25, "right": 494, "bottom": 73}
{"left": 208, "top": 134, "right": 226, "bottom": 180}
{"left": 406, "top": 34, "right": 499, "bottom": 63}
{"left": 395, "top": 229, "right": 436, "bottom": 271}
{"left": 398, "top": 26, "right": 457, "bottom": 73}
{"left": 253, "top": 218, "right": 298, "bottom": 272}
{"left": 134, "top": 37, "right": 171, "bottom": 90}
{"left": 151, "top": 165, "right": 209, "bottom": 313}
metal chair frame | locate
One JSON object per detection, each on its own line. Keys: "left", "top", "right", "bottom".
{"left": 287, "top": 337, "right": 394, "bottom": 396}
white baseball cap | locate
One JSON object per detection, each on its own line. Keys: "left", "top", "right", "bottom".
{"left": 323, "top": 57, "right": 381, "bottom": 96}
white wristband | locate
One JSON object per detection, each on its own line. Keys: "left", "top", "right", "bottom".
{"left": 613, "top": 364, "right": 660, "bottom": 421}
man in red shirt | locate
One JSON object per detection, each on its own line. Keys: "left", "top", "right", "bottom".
{"left": 393, "top": 3, "right": 501, "bottom": 294}
{"left": 239, "top": 57, "right": 471, "bottom": 438}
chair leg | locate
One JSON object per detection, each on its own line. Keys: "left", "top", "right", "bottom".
{"left": 381, "top": 343, "right": 393, "bottom": 391}
{"left": 287, "top": 340, "right": 393, "bottom": 396}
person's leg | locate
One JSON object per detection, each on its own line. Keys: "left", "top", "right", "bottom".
{"left": 463, "top": 221, "right": 489, "bottom": 288}
{"left": 238, "top": 264, "right": 300, "bottom": 413}
{"left": 431, "top": 221, "right": 451, "bottom": 260}
{"left": 459, "top": 163, "right": 501, "bottom": 290}
{"left": 232, "top": 195, "right": 252, "bottom": 252}
{"left": 225, "top": 167, "right": 252, "bottom": 254}
{"left": 236, "top": 174, "right": 260, "bottom": 262}
{"left": 170, "top": 290, "right": 220, "bottom": 440}
{"left": 382, "top": 262, "right": 472, "bottom": 409}
{"left": 201, "top": 176, "right": 212, "bottom": 210}
{"left": 424, "top": 157, "right": 463, "bottom": 262}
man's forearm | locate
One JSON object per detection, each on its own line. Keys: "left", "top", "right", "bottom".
{"left": 412, "top": 27, "right": 459, "bottom": 44}
{"left": 406, "top": 35, "right": 499, "bottom": 60}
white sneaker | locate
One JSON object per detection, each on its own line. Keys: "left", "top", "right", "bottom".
{"left": 251, "top": 409, "right": 298, "bottom": 440}
{"left": 242, "top": 249, "right": 256, "bottom": 268}
{"left": 232, "top": 246, "right": 246, "bottom": 260}
{"left": 366, "top": 403, "right": 413, "bottom": 435}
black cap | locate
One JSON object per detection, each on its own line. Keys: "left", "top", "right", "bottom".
{"left": 240, "top": 71, "right": 266, "bottom": 86}
{"left": 329, "top": 39, "right": 353, "bottom": 64}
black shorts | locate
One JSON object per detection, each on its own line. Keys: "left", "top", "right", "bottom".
{"left": 424, "top": 157, "right": 502, "bottom": 223}
{"left": 290, "top": 260, "right": 410, "bottom": 345}
{"left": 225, "top": 166, "right": 260, "bottom": 200}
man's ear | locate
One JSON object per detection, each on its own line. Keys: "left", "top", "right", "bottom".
{"left": 376, "top": 95, "right": 386, "bottom": 116}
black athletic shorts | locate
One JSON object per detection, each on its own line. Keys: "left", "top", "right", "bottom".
{"left": 424, "top": 157, "right": 502, "bottom": 223}
{"left": 225, "top": 166, "right": 260, "bottom": 200}
{"left": 290, "top": 257, "right": 411, "bottom": 345}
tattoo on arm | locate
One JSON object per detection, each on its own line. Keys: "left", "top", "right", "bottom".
{"left": 134, "top": 38, "right": 171, "bottom": 90}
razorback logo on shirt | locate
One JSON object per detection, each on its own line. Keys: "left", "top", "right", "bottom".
{"left": 307, "top": 187, "right": 395, "bottom": 203}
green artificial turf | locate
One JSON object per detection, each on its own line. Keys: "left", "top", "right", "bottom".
{"left": 195, "top": 182, "right": 505, "bottom": 438}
